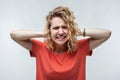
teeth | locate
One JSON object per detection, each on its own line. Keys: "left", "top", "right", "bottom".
{"left": 57, "top": 36, "right": 64, "bottom": 39}
{"left": 56, "top": 35, "right": 66, "bottom": 39}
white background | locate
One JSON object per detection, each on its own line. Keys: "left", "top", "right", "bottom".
{"left": 0, "top": 0, "right": 120, "bottom": 80}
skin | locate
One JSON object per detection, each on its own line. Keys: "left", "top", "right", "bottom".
{"left": 10, "top": 17, "right": 111, "bottom": 54}
{"left": 50, "top": 17, "right": 69, "bottom": 53}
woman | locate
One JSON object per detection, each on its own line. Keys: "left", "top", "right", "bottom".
{"left": 10, "top": 6, "right": 111, "bottom": 80}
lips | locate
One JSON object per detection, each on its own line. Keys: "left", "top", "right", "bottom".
{"left": 56, "top": 34, "right": 66, "bottom": 40}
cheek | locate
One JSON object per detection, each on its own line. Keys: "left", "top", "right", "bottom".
{"left": 50, "top": 31, "right": 56, "bottom": 39}
{"left": 65, "top": 30, "right": 69, "bottom": 35}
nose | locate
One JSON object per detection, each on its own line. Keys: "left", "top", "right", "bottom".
{"left": 58, "top": 28, "right": 64, "bottom": 34}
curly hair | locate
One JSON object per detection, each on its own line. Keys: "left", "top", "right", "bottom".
{"left": 45, "top": 6, "right": 81, "bottom": 53}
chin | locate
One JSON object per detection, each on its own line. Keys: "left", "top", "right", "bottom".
{"left": 54, "top": 40, "right": 68, "bottom": 46}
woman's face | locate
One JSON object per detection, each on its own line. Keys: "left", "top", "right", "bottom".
{"left": 50, "top": 17, "right": 69, "bottom": 46}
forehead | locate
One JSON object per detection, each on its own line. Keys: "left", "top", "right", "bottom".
{"left": 51, "top": 17, "right": 66, "bottom": 27}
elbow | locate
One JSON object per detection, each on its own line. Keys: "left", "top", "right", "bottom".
{"left": 106, "top": 29, "right": 112, "bottom": 39}
{"left": 10, "top": 31, "right": 16, "bottom": 40}
{"left": 103, "top": 29, "right": 111, "bottom": 41}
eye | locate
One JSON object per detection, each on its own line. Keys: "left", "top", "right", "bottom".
{"left": 62, "top": 26, "right": 67, "bottom": 29}
{"left": 53, "top": 26, "right": 59, "bottom": 30}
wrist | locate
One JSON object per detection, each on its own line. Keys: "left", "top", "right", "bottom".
{"left": 83, "top": 28, "right": 86, "bottom": 37}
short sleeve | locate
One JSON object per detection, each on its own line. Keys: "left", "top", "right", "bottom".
{"left": 29, "top": 39, "right": 42, "bottom": 57}
{"left": 85, "top": 38, "right": 92, "bottom": 56}
{"left": 78, "top": 38, "right": 92, "bottom": 56}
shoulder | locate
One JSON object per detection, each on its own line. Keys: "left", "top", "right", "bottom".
{"left": 77, "top": 37, "right": 91, "bottom": 51}
{"left": 77, "top": 37, "right": 90, "bottom": 45}
{"left": 31, "top": 39, "right": 46, "bottom": 47}
{"left": 77, "top": 37, "right": 92, "bottom": 56}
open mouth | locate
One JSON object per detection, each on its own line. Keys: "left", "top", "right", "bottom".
{"left": 56, "top": 34, "right": 67, "bottom": 40}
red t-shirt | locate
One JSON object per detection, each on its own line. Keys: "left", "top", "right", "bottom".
{"left": 30, "top": 38, "right": 92, "bottom": 80}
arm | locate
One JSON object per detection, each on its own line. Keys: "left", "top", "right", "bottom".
{"left": 81, "top": 28, "right": 111, "bottom": 50}
{"left": 10, "top": 30, "right": 47, "bottom": 51}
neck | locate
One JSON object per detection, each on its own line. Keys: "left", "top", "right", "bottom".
{"left": 54, "top": 43, "right": 67, "bottom": 54}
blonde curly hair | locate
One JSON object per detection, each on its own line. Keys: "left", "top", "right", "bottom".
{"left": 45, "top": 6, "right": 81, "bottom": 53}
